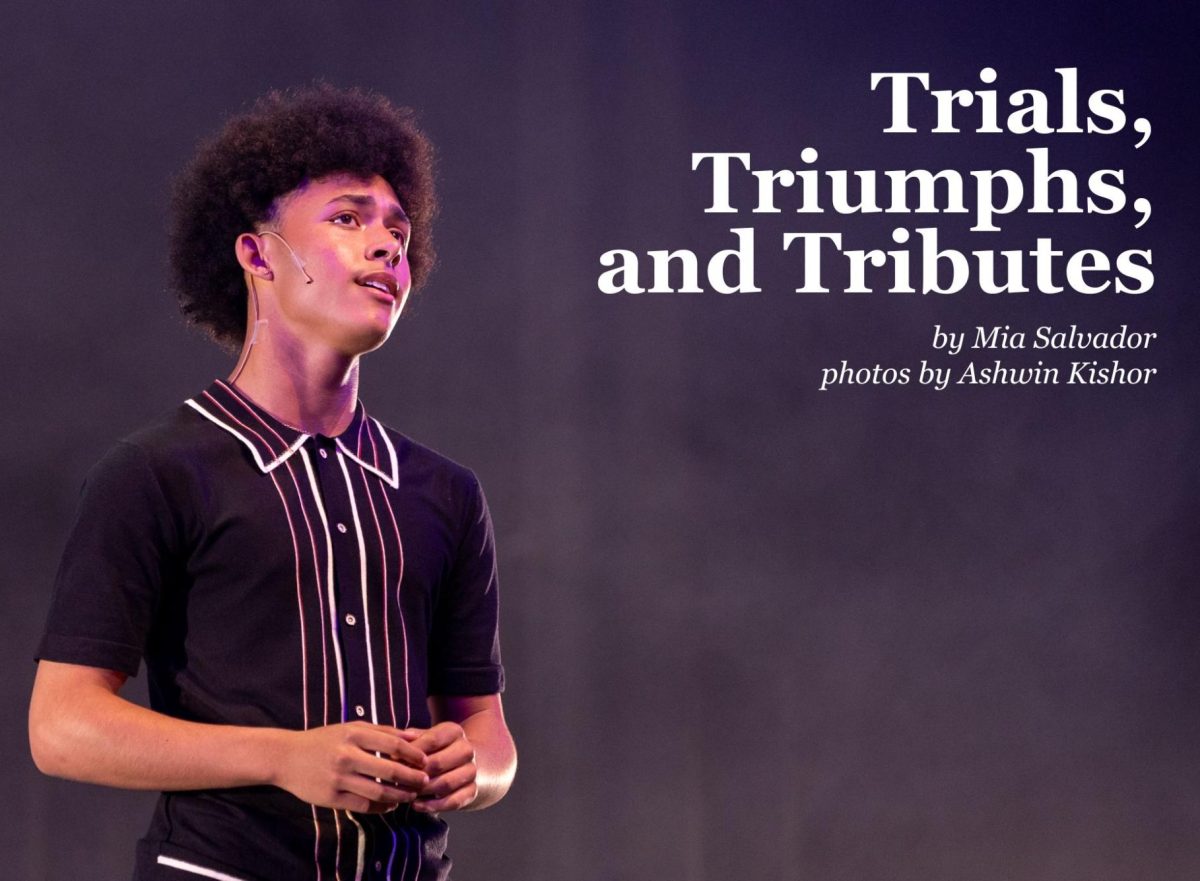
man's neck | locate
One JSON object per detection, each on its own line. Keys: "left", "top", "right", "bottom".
{"left": 227, "top": 335, "right": 361, "bottom": 437}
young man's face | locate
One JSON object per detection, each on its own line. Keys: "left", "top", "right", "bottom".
{"left": 259, "top": 172, "right": 412, "bottom": 356}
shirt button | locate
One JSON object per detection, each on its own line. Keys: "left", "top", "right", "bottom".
{"left": 375, "top": 862, "right": 383, "bottom": 872}
{"left": 355, "top": 705, "right": 366, "bottom": 717}
{"left": 344, "top": 613, "right": 357, "bottom": 626}
{"left": 319, "top": 449, "right": 328, "bottom": 459}
{"left": 336, "top": 523, "right": 348, "bottom": 534}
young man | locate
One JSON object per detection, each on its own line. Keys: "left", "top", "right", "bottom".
{"left": 29, "top": 85, "right": 515, "bottom": 881}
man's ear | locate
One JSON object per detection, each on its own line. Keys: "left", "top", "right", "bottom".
{"left": 235, "top": 232, "right": 274, "bottom": 279}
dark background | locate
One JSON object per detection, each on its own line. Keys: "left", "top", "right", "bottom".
{"left": 3, "top": 2, "right": 1197, "bottom": 879}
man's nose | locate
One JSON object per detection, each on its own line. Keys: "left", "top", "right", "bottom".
{"left": 367, "top": 231, "right": 403, "bottom": 268}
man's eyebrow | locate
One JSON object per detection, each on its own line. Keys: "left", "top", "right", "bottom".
{"left": 326, "top": 194, "right": 411, "bottom": 226}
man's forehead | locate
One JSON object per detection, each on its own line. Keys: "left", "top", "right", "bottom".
{"left": 272, "top": 172, "right": 407, "bottom": 219}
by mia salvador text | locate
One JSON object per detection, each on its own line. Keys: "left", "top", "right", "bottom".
{"left": 598, "top": 68, "right": 1153, "bottom": 297}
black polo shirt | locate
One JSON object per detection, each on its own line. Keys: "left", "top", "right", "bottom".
{"left": 37, "top": 379, "right": 504, "bottom": 881}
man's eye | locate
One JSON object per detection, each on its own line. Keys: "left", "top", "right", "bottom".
{"left": 332, "top": 213, "right": 358, "bottom": 225}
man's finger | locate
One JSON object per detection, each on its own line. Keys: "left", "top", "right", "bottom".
{"left": 423, "top": 738, "right": 474, "bottom": 777}
{"left": 351, "top": 728, "right": 427, "bottom": 767}
{"left": 421, "top": 762, "right": 476, "bottom": 799}
{"left": 413, "top": 780, "right": 478, "bottom": 814}
{"left": 341, "top": 774, "right": 416, "bottom": 809}
{"left": 406, "top": 722, "right": 463, "bottom": 754}
{"left": 355, "top": 753, "right": 429, "bottom": 791}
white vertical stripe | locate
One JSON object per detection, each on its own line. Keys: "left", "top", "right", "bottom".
{"left": 333, "top": 810, "right": 344, "bottom": 881}
{"left": 284, "top": 457, "right": 331, "bottom": 724}
{"left": 345, "top": 811, "right": 367, "bottom": 881}
{"left": 301, "top": 448, "right": 347, "bottom": 722}
{"left": 337, "top": 451, "right": 381, "bottom": 726}
{"left": 377, "top": 488, "right": 411, "bottom": 727}
{"left": 313, "top": 806, "right": 324, "bottom": 881}
{"left": 353, "top": 463, "right": 398, "bottom": 728}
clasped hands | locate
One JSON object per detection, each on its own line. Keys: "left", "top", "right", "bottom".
{"left": 276, "top": 720, "right": 477, "bottom": 815}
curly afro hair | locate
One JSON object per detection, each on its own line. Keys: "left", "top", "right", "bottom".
{"left": 169, "top": 84, "right": 436, "bottom": 350}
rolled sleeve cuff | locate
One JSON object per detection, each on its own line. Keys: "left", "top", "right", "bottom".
{"left": 34, "top": 633, "right": 143, "bottom": 678}
{"left": 428, "top": 664, "right": 505, "bottom": 696}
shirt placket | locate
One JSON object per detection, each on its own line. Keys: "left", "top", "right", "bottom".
{"left": 310, "top": 434, "right": 374, "bottom": 724}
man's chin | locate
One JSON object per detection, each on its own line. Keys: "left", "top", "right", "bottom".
{"left": 340, "top": 326, "right": 394, "bottom": 357}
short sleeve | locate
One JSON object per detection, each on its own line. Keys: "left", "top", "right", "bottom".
{"left": 36, "top": 441, "right": 182, "bottom": 677}
{"left": 427, "top": 474, "right": 505, "bottom": 695}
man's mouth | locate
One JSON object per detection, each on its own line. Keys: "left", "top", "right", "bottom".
{"left": 357, "top": 273, "right": 399, "bottom": 300}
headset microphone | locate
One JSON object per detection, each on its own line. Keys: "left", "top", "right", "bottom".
{"left": 260, "top": 230, "right": 314, "bottom": 284}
